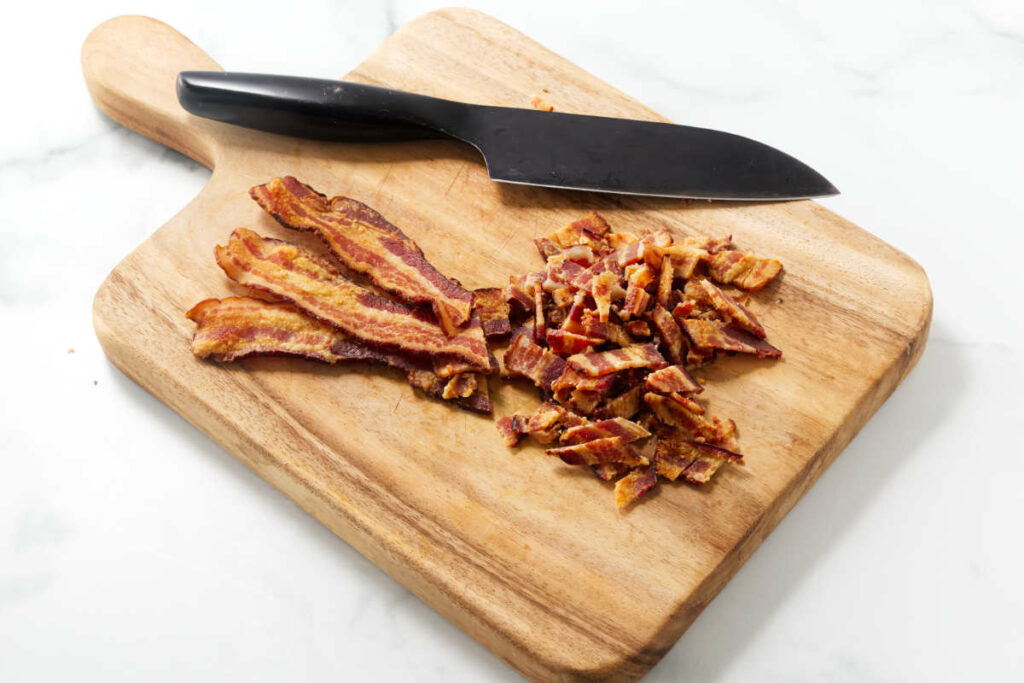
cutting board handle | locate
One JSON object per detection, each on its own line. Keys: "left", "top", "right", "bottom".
{"left": 82, "top": 16, "right": 225, "bottom": 169}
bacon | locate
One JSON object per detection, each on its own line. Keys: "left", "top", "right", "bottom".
{"left": 187, "top": 297, "right": 490, "bottom": 413}
{"left": 496, "top": 414, "right": 529, "bottom": 446}
{"left": 653, "top": 429, "right": 741, "bottom": 484}
{"left": 560, "top": 418, "right": 650, "bottom": 445}
{"left": 532, "top": 275, "right": 547, "bottom": 344}
{"left": 550, "top": 366, "right": 619, "bottom": 399}
{"left": 708, "top": 250, "right": 782, "bottom": 291}
{"left": 521, "top": 401, "right": 588, "bottom": 444}
{"left": 643, "top": 392, "right": 717, "bottom": 440}
{"left": 473, "top": 287, "right": 512, "bottom": 338}
{"left": 645, "top": 365, "right": 702, "bottom": 394}
{"left": 594, "top": 385, "right": 644, "bottom": 420}
{"left": 652, "top": 429, "right": 696, "bottom": 481}
{"left": 698, "top": 279, "right": 765, "bottom": 338}
{"left": 649, "top": 304, "right": 687, "bottom": 365}
{"left": 593, "top": 462, "right": 631, "bottom": 481}
{"left": 658, "top": 244, "right": 707, "bottom": 279}
{"left": 250, "top": 177, "right": 474, "bottom": 335}
{"left": 545, "top": 436, "right": 648, "bottom": 468}
{"left": 506, "top": 272, "right": 536, "bottom": 314}
{"left": 591, "top": 270, "right": 620, "bottom": 322}
{"left": 655, "top": 258, "right": 675, "bottom": 309}
{"left": 624, "top": 320, "right": 651, "bottom": 340}
{"left": 568, "top": 343, "right": 668, "bottom": 377}
{"left": 534, "top": 212, "right": 611, "bottom": 258}
{"left": 442, "top": 373, "right": 477, "bottom": 399}
{"left": 713, "top": 416, "right": 740, "bottom": 452}
{"left": 215, "top": 229, "right": 494, "bottom": 372}
{"left": 614, "top": 467, "right": 657, "bottom": 508}
{"left": 503, "top": 330, "right": 567, "bottom": 391}
{"left": 546, "top": 329, "right": 603, "bottom": 356}
{"left": 562, "top": 244, "right": 597, "bottom": 266}
{"left": 682, "top": 320, "right": 782, "bottom": 359}
{"left": 568, "top": 389, "right": 602, "bottom": 415}
{"left": 621, "top": 285, "right": 652, "bottom": 321}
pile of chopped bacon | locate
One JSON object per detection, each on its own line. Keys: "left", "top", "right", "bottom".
{"left": 493, "top": 213, "right": 783, "bottom": 508}
{"left": 186, "top": 178, "right": 495, "bottom": 413}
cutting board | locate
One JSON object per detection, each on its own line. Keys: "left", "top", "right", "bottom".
{"left": 83, "top": 10, "right": 931, "bottom": 681}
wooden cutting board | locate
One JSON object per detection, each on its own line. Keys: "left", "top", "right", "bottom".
{"left": 83, "top": 10, "right": 931, "bottom": 681}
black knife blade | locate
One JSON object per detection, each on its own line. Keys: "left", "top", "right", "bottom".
{"left": 177, "top": 71, "right": 837, "bottom": 200}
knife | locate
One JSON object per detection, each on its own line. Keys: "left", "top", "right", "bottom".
{"left": 177, "top": 71, "right": 837, "bottom": 201}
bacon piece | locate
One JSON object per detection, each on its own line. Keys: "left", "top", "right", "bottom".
{"left": 621, "top": 285, "right": 652, "bottom": 321}
{"left": 546, "top": 329, "right": 603, "bottom": 356}
{"left": 496, "top": 414, "right": 529, "bottom": 446}
{"left": 624, "top": 320, "right": 651, "bottom": 340}
{"left": 561, "top": 418, "right": 651, "bottom": 445}
{"left": 545, "top": 437, "right": 648, "bottom": 468}
{"left": 532, "top": 276, "right": 547, "bottom": 345}
{"left": 550, "top": 366, "right": 619, "bottom": 400}
{"left": 606, "top": 231, "right": 639, "bottom": 250}
{"left": 614, "top": 467, "right": 657, "bottom": 508}
{"left": 571, "top": 257, "right": 622, "bottom": 295}
{"left": 713, "top": 416, "right": 740, "bottom": 452}
{"left": 187, "top": 297, "right": 489, "bottom": 413}
{"left": 562, "top": 244, "right": 597, "bottom": 266}
{"left": 503, "top": 330, "right": 567, "bottom": 391}
{"left": 473, "top": 287, "right": 511, "bottom": 338}
{"left": 507, "top": 273, "right": 536, "bottom": 314}
{"left": 682, "top": 320, "right": 782, "bottom": 359}
{"left": 591, "top": 270, "right": 620, "bottom": 322}
{"left": 680, "top": 441, "right": 743, "bottom": 485}
{"left": 592, "top": 462, "right": 631, "bottom": 481}
{"left": 652, "top": 429, "right": 696, "bottom": 481}
{"left": 522, "top": 401, "right": 588, "bottom": 444}
{"left": 594, "top": 385, "right": 644, "bottom": 420}
{"left": 442, "top": 373, "right": 477, "bottom": 399}
{"left": 534, "top": 212, "right": 611, "bottom": 258}
{"left": 698, "top": 279, "right": 765, "bottom": 338}
{"left": 655, "top": 259, "right": 675, "bottom": 309}
{"left": 643, "top": 392, "right": 717, "bottom": 440}
{"left": 568, "top": 389, "right": 602, "bottom": 415}
{"left": 649, "top": 304, "right": 687, "bottom": 365}
{"left": 215, "top": 229, "right": 494, "bottom": 371}
{"left": 579, "top": 310, "right": 609, "bottom": 341}
{"left": 250, "top": 177, "right": 474, "bottom": 335}
{"left": 568, "top": 344, "right": 668, "bottom": 377}
{"left": 645, "top": 365, "right": 702, "bottom": 394}
{"left": 560, "top": 291, "right": 588, "bottom": 335}
{"left": 658, "top": 244, "right": 708, "bottom": 279}
{"left": 708, "top": 250, "right": 782, "bottom": 291}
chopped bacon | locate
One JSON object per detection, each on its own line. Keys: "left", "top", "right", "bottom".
{"left": 550, "top": 366, "right": 619, "bottom": 403}
{"left": 546, "top": 436, "right": 648, "bottom": 468}
{"left": 534, "top": 212, "right": 611, "bottom": 258}
{"left": 698, "top": 279, "right": 765, "bottom": 338}
{"left": 250, "top": 177, "right": 474, "bottom": 335}
{"left": 645, "top": 365, "right": 702, "bottom": 394}
{"left": 708, "top": 250, "right": 782, "bottom": 291}
{"left": 659, "top": 244, "right": 707, "bottom": 279}
{"left": 442, "top": 373, "right": 477, "bottom": 399}
{"left": 655, "top": 259, "right": 675, "bottom": 309}
{"left": 520, "top": 401, "right": 588, "bottom": 444}
{"left": 546, "top": 329, "right": 603, "bottom": 356}
{"left": 606, "top": 231, "right": 639, "bottom": 250}
{"left": 215, "top": 229, "right": 494, "bottom": 371}
{"left": 643, "top": 392, "right": 717, "bottom": 440}
{"left": 713, "top": 416, "right": 740, "bottom": 452}
{"left": 653, "top": 429, "right": 741, "bottom": 484}
{"left": 591, "top": 270, "right": 620, "bottom": 322}
{"left": 681, "top": 441, "right": 743, "bottom": 484}
{"left": 614, "top": 467, "right": 658, "bottom": 508}
{"left": 187, "top": 297, "right": 490, "bottom": 413}
{"left": 682, "top": 320, "right": 782, "bottom": 359}
{"left": 532, "top": 276, "right": 547, "bottom": 344}
{"left": 568, "top": 344, "right": 668, "bottom": 377}
{"left": 592, "top": 462, "right": 631, "bottom": 481}
{"left": 503, "top": 330, "right": 567, "bottom": 392}
{"left": 506, "top": 272, "right": 536, "bottom": 314}
{"left": 496, "top": 414, "right": 529, "bottom": 446}
{"left": 624, "top": 320, "right": 651, "bottom": 340}
{"left": 649, "top": 304, "right": 687, "bottom": 365}
{"left": 621, "top": 285, "right": 652, "bottom": 321}
{"left": 568, "top": 389, "right": 602, "bottom": 415}
{"left": 562, "top": 244, "right": 597, "bottom": 266}
{"left": 594, "top": 385, "right": 644, "bottom": 420}
{"left": 560, "top": 418, "right": 651, "bottom": 445}
{"left": 652, "top": 429, "right": 696, "bottom": 481}
{"left": 473, "top": 287, "right": 512, "bottom": 338}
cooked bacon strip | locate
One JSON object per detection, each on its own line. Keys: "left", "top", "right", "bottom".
{"left": 473, "top": 287, "right": 511, "bottom": 338}
{"left": 532, "top": 274, "right": 547, "bottom": 344}
{"left": 682, "top": 320, "right": 782, "bottom": 359}
{"left": 680, "top": 441, "right": 743, "bottom": 484}
{"left": 606, "top": 231, "right": 639, "bottom": 250}
{"left": 506, "top": 272, "right": 536, "bottom": 314}
{"left": 643, "top": 392, "right": 717, "bottom": 440}
{"left": 496, "top": 414, "right": 529, "bottom": 446}
{"left": 593, "top": 462, "right": 631, "bottom": 482}
{"left": 187, "top": 297, "right": 489, "bottom": 413}
{"left": 521, "top": 401, "right": 588, "bottom": 444}
{"left": 568, "top": 389, "right": 602, "bottom": 415}
{"left": 698, "top": 279, "right": 765, "bottom": 338}
{"left": 652, "top": 429, "right": 696, "bottom": 481}
{"left": 503, "top": 330, "right": 567, "bottom": 391}
{"left": 708, "top": 250, "right": 782, "bottom": 291}
{"left": 250, "top": 177, "right": 474, "bottom": 335}
{"left": 442, "top": 373, "right": 477, "bottom": 399}
{"left": 645, "top": 365, "right": 702, "bottom": 394}
{"left": 546, "top": 329, "right": 603, "bottom": 356}
{"left": 550, "top": 366, "right": 619, "bottom": 401}
{"left": 621, "top": 285, "right": 652, "bottom": 320}
{"left": 594, "top": 385, "right": 644, "bottom": 420}
{"left": 561, "top": 418, "right": 650, "bottom": 445}
{"left": 545, "top": 437, "right": 648, "bottom": 468}
{"left": 659, "top": 244, "right": 707, "bottom": 279}
{"left": 568, "top": 344, "right": 668, "bottom": 377}
{"left": 614, "top": 467, "right": 657, "bottom": 508}
{"left": 649, "top": 304, "right": 687, "bottom": 365}
{"left": 624, "top": 320, "right": 651, "bottom": 340}
{"left": 713, "top": 416, "right": 740, "bottom": 452}
{"left": 534, "top": 212, "right": 612, "bottom": 258}
{"left": 591, "top": 270, "right": 620, "bottom": 322}
{"left": 655, "top": 258, "right": 674, "bottom": 309}
{"left": 215, "top": 229, "right": 494, "bottom": 371}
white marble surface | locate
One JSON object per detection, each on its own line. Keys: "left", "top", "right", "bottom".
{"left": 2, "top": 1, "right": 1023, "bottom": 680}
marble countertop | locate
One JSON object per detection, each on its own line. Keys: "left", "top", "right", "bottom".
{"left": 3, "top": 1, "right": 1022, "bottom": 680}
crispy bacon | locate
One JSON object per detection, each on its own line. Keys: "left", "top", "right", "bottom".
{"left": 507, "top": 272, "right": 536, "bottom": 313}
{"left": 560, "top": 418, "right": 650, "bottom": 445}
{"left": 643, "top": 392, "right": 717, "bottom": 440}
{"left": 708, "top": 250, "right": 782, "bottom": 291}
{"left": 593, "top": 462, "right": 631, "bottom": 481}
{"left": 645, "top": 365, "right": 702, "bottom": 394}
{"left": 621, "top": 285, "right": 652, "bottom": 321}
{"left": 594, "top": 385, "right": 644, "bottom": 420}
{"left": 442, "top": 373, "right": 478, "bottom": 399}
{"left": 250, "top": 177, "right": 474, "bottom": 335}
{"left": 655, "top": 258, "right": 674, "bottom": 309}
{"left": 534, "top": 212, "right": 611, "bottom": 258}
{"left": 215, "top": 229, "right": 494, "bottom": 371}
{"left": 568, "top": 389, "right": 602, "bottom": 415}
{"left": 698, "top": 279, "right": 765, "bottom": 338}
{"left": 682, "top": 320, "right": 782, "bottom": 359}
{"left": 591, "top": 270, "right": 619, "bottom": 322}
{"left": 653, "top": 429, "right": 741, "bottom": 484}
{"left": 546, "top": 329, "right": 603, "bottom": 356}
{"left": 652, "top": 429, "right": 696, "bottom": 481}
{"left": 649, "top": 304, "right": 687, "bottom": 365}
{"left": 187, "top": 297, "right": 490, "bottom": 413}
{"left": 546, "top": 436, "right": 648, "bottom": 468}
{"left": 473, "top": 287, "right": 511, "bottom": 338}
{"left": 550, "top": 367, "right": 619, "bottom": 403}
{"left": 568, "top": 344, "right": 668, "bottom": 377}
{"left": 614, "top": 467, "right": 657, "bottom": 508}
{"left": 523, "top": 401, "right": 588, "bottom": 444}
{"left": 496, "top": 414, "right": 529, "bottom": 446}
{"left": 503, "top": 330, "right": 567, "bottom": 391}
{"left": 624, "top": 320, "right": 651, "bottom": 340}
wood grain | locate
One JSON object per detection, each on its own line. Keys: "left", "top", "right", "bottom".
{"left": 82, "top": 10, "right": 931, "bottom": 681}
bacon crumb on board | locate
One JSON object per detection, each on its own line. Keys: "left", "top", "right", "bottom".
{"left": 493, "top": 211, "right": 782, "bottom": 508}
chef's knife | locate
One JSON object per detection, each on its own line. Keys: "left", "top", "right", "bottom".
{"left": 177, "top": 71, "right": 837, "bottom": 200}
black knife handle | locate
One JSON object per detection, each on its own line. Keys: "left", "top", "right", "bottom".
{"left": 176, "top": 71, "right": 467, "bottom": 142}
